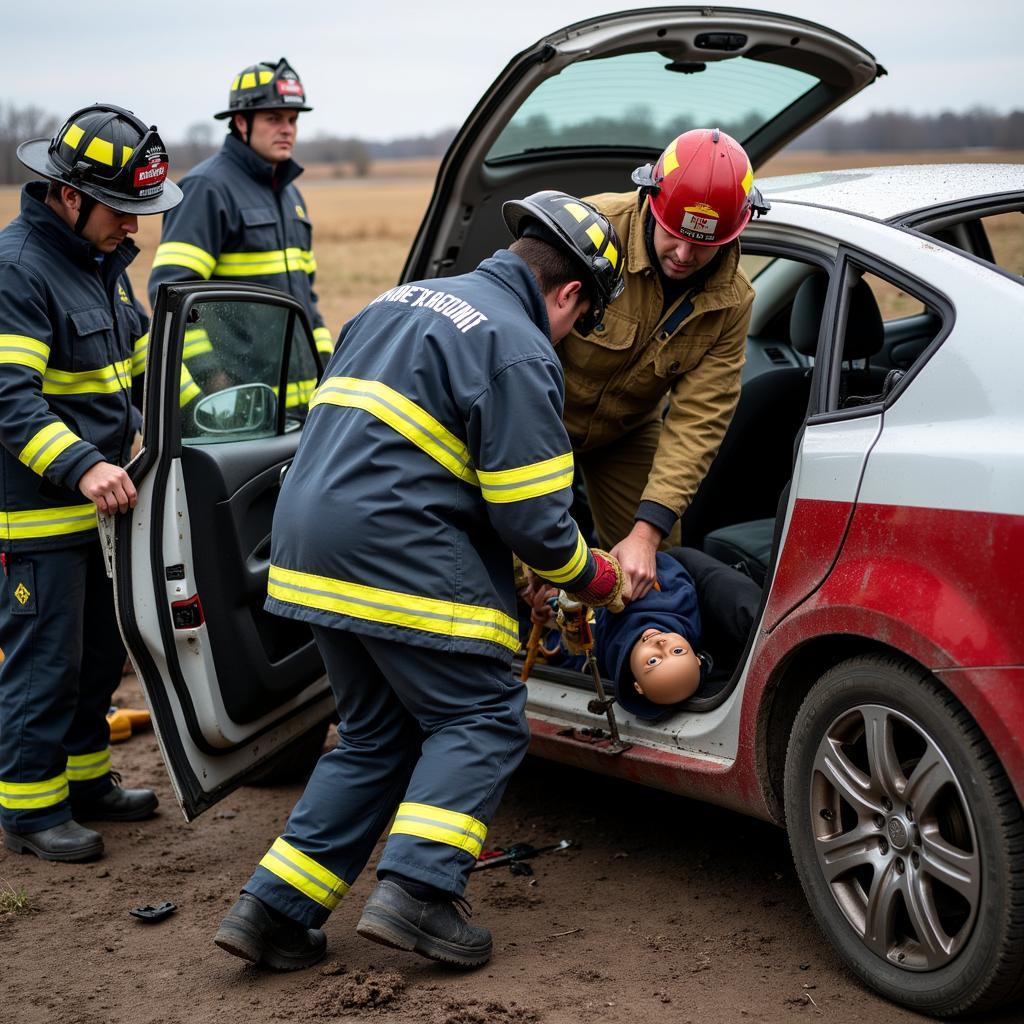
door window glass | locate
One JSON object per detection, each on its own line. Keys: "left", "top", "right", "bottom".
{"left": 859, "top": 272, "right": 926, "bottom": 321}
{"left": 486, "top": 52, "right": 818, "bottom": 161}
{"left": 980, "top": 212, "right": 1024, "bottom": 277}
{"left": 180, "top": 300, "right": 318, "bottom": 444}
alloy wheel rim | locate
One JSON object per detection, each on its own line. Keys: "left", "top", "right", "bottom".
{"left": 809, "top": 703, "right": 980, "bottom": 971}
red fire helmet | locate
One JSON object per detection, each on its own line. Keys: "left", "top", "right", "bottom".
{"left": 632, "top": 128, "right": 769, "bottom": 246}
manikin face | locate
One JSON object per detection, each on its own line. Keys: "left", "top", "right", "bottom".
{"left": 651, "top": 221, "right": 721, "bottom": 281}
{"left": 628, "top": 628, "right": 702, "bottom": 705}
{"left": 236, "top": 109, "right": 299, "bottom": 164}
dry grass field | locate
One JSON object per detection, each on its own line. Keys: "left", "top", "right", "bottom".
{"left": 0, "top": 149, "right": 1019, "bottom": 331}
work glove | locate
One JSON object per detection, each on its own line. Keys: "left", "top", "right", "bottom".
{"left": 564, "top": 549, "right": 630, "bottom": 612}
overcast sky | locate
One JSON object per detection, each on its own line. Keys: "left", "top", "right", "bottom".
{"left": 7, "top": 1, "right": 1023, "bottom": 142}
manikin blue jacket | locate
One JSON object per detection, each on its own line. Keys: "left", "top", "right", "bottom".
{"left": 588, "top": 552, "right": 702, "bottom": 720}
{"left": 0, "top": 183, "right": 146, "bottom": 552}
{"left": 265, "top": 249, "right": 597, "bottom": 663}
{"left": 147, "top": 134, "right": 332, "bottom": 357}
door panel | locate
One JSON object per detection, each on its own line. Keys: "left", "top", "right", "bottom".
{"left": 113, "top": 283, "right": 333, "bottom": 820}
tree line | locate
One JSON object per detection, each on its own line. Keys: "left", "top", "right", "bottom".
{"left": 1, "top": 102, "right": 1021, "bottom": 186}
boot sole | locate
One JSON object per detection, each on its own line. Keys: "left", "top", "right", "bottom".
{"left": 3, "top": 831, "right": 103, "bottom": 863}
{"left": 356, "top": 905, "right": 492, "bottom": 968}
{"left": 214, "top": 917, "right": 326, "bottom": 972}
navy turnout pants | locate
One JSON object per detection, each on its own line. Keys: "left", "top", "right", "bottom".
{"left": 244, "top": 626, "right": 530, "bottom": 928}
{"left": 0, "top": 542, "right": 123, "bottom": 833}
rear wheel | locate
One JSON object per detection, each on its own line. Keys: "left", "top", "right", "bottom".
{"left": 784, "top": 654, "right": 1024, "bottom": 1017}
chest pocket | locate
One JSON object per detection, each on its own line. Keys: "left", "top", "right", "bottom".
{"left": 557, "top": 305, "right": 638, "bottom": 399}
{"left": 291, "top": 203, "right": 313, "bottom": 251}
{"left": 239, "top": 206, "right": 280, "bottom": 251}
{"left": 67, "top": 306, "right": 115, "bottom": 372}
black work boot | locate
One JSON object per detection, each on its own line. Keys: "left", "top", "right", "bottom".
{"left": 356, "top": 879, "right": 492, "bottom": 968}
{"left": 72, "top": 785, "right": 158, "bottom": 822}
{"left": 3, "top": 820, "right": 104, "bottom": 862}
{"left": 214, "top": 892, "right": 327, "bottom": 971}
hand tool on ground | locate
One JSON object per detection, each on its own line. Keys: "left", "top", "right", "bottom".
{"left": 473, "top": 839, "right": 573, "bottom": 872}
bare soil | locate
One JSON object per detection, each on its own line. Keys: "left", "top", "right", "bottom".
{"left": 5, "top": 676, "right": 1021, "bottom": 1024}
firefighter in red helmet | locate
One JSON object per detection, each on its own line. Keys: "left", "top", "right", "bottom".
{"left": 556, "top": 128, "right": 769, "bottom": 601}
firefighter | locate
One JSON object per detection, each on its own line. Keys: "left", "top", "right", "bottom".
{"left": 213, "top": 191, "right": 627, "bottom": 971}
{"left": 147, "top": 56, "right": 333, "bottom": 396}
{"left": 0, "top": 104, "right": 182, "bottom": 861}
{"left": 561, "top": 129, "right": 769, "bottom": 600}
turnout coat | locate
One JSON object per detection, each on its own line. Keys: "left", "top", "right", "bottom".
{"left": 265, "top": 250, "right": 596, "bottom": 663}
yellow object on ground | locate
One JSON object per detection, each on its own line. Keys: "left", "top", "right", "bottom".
{"left": 107, "top": 707, "right": 151, "bottom": 744}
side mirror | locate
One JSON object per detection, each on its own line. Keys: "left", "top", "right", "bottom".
{"left": 193, "top": 383, "right": 278, "bottom": 435}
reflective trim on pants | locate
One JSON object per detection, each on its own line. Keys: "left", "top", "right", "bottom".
{"left": 258, "top": 837, "right": 350, "bottom": 910}
{"left": 0, "top": 772, "right": 69, "bottom": 810}
{"left": 388, "top": 801, "right": 487, "bottom": 859}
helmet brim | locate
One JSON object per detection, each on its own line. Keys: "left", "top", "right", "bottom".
{"left": 213, "top": 103, "right": 313, "bottom": 120}
{"left": 17, "top": 138, "right": 184, "bottom": 215}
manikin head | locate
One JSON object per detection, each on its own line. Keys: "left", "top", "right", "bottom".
{"left": 628, "top": 628, "right": 702, "bottom": 705}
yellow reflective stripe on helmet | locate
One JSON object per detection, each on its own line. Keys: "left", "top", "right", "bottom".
{"left": 83, "top": 135, "right": 114, "bottom": 166}
{"left": 258, "top": 70, "right": 274, "bottom": 85}
{"left": 310, "top": 376, "right": 478, "bottom": 485}
{"left": 183, "top": 327, "right": 213, "bottom": 360}
{"left": 19, "top": 421, "right": 83, "bottom": 474}
{"left": 268, "top": 564, "right": 520, "bottom": 652}
{"left": 213, "top": 248, "right": 316, "bottom": 277}
{"left": 533, "top": 530, "right": 588, "bottom": 585}
{"left": 563, "top": 201, "right": 590, "bottom": 223}
{"left": 585, "top": 223, "right": 606, "bottom": 250}
{"left": 0, "top": 773, "right": 69, "bottom": 810}
{"left": 313, "top": 326, "right": 333, "bottom": 355}
{"left": 389, "top": 802, "right": 487, "bottom": 859}
{"left": 0, "top": 504, "right": 97, "bottom": 541}
{"left": 477, "top": 452, "right": 574, "bottom": 504}
{"left": 241, "top": 72, "right": 257, "bottom": 89}
{"left": 742, "top": 162, "right": 754, "bottom": 196}
{"left": 231, "top": 75, "right": 241, "bottom": 90}
{"left": 153, "top": 241, "right": 217, "bottom": 279}
{"left": 0, "top": 334, "right": 50, "bottom": 375}
{"left": 42, "top": 359, "right": 132, "bottom": 396}
{"left": 121, "top": 145, "right": 133, "bottom": 168}
{"left": 662, "top": 139, "right": 680, "bottom": 176}
{"left": 604, "top": 240, "right": 619, "bottom": 269}
{"left": 63, "top": 123, "right": 85, "bottom": 149}
{"left": 66, "top": 748, "right": 111, "bottom": 782}
{"left": 258, "top": 837, "right": 349, "bottom": 910}
{"left": 132, "top": 333, "right": 149, "bottom": 377}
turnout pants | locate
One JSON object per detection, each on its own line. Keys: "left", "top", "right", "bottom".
{"left": 0, "top": 542, "right": 123, "bottom": 833}
{"left": 244, "top": 626, "right": 530, "bottom": 928}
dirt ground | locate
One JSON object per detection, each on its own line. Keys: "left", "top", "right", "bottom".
{"left": 2, "top": 676, "right": 1018, "bottom": 1024}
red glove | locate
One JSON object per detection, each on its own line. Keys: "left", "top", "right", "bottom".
{"left": 565, "top": 549, "right": 630, "bottom": 611}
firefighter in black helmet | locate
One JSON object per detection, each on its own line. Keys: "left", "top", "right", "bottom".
{"left": 0, "top": 104, "right": 181, "bottom": 862}
{"left": 148, "top": 57, "right": 334, "bottom": 401}
{"left": 213, "top": 191, "right": 627, "bottom": 971}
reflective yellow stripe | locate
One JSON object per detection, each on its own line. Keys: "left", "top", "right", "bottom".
{"left": 389, "top": 801, "right": 487, "bottom": 858}
{"left": 477, "top": 452, "right": 574, "bottom": 504}
{"left": 258, "top": 837, "right": 349, "bottom": 910}
{"left": 241, "top": 71, "right": 257, "bottom": 90}
{"left": 742, "top": 162, "right": 754, "bottom": 196}
{"left": 62, "top": 123, "right": 84, "bottom": 149}
{"left": 0, "top": 504, "right": 97, "bottom": 541}
{"left": 605, "top": 240, "right": 619, "bottom": 269}
{"left": 258, "top": 69, "right": 273, "bottom": 85}
{"left": 180, "top": 366, "right": 201, "bottom": 406}
{"left": 662, "top": 139, "right": 680, "bottom": 176}
{"left": 42, "top": 358, "right": 132, "bottom": 396}
{"left": 285, "top": 378, "right": 316, "bottom": 408}
{"left": 585, "top": 223, "right": 606, "bottom": 249}
{"left": 183, "top": 327, "right": 213, "bottom": 359}
{"left": 83, "top": 135, "right": 114, "bottom": 166}
{"left": 534, "top": 530, "right": 589, "bottom": 585}
{"left": 563, "top": 201, "right": 589, "bottom": 223}
{"left": 132, "top": 333, "right": 149, "bottom": 377}
{"left": 0, "top": 773, "right": 69, "bottom": 810}
{"left": 230, "top": 75, "right": 241, "bottom": 90}
{"left": 153, "top": 241, "right": 217, "bottom": 278}
{"left": 313, "top": 326, "right": 333, "bottom": 355}
{"left": 268, "top": 564, "right": 520, "bottom": 652}
{"left": 18, "top": 421, "right": 83, "bottom": 474}
{"left": 0, "top": 334, "right": 50, "bottom": 374}
{"left": 310, "top": 376, "right": 478, "bottom": 485}
{"left": 213, "top": 248, "right": 316, "bottom": 277}
{"left": 66, "top": 748, "right": 111, "bottom": 782}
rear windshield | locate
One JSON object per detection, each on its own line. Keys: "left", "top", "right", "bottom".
{"left": 486, "top": 52, "right": 819, "bottom": 162}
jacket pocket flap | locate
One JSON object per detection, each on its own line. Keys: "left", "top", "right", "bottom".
{"left": 241, "top": 206, "right": 277, "bottom": 227}
{"left": 571, "top": 304, "right": 638, "bottom": 350}
{"left": 68, "top": 307, "right": 114, "bottom": 336}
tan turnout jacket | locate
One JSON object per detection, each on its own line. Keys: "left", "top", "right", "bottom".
{"left": 556, "top": 190, "right": 755, "bottom": 521}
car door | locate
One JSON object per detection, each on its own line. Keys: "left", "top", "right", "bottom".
{"left": 403, "top": 8, "right": 883, "bottom": 281}
{"left": 110, "top": 281, "right": 334, "bottom": 820}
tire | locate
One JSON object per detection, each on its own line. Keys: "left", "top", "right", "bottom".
{"left": 784, "top": 654, "right": 1024, "bottom": 1017}
{"left": 245, "top": 717, "right": 332, "bottom": 787}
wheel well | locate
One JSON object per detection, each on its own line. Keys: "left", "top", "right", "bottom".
{"left": 759, "top": 635, "right": 911, "bottom": 822}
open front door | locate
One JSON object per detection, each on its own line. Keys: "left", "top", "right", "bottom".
{"left": 112, "top": 282, "right": 333, "bottom": 820}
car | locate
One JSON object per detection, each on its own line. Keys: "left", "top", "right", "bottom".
{"left": 107, "top": 8, "right": 1024, "bottom": 1018}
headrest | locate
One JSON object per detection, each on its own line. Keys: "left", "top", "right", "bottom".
{"left": 790, "top": 272, "right": 884, "bottom": 361}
